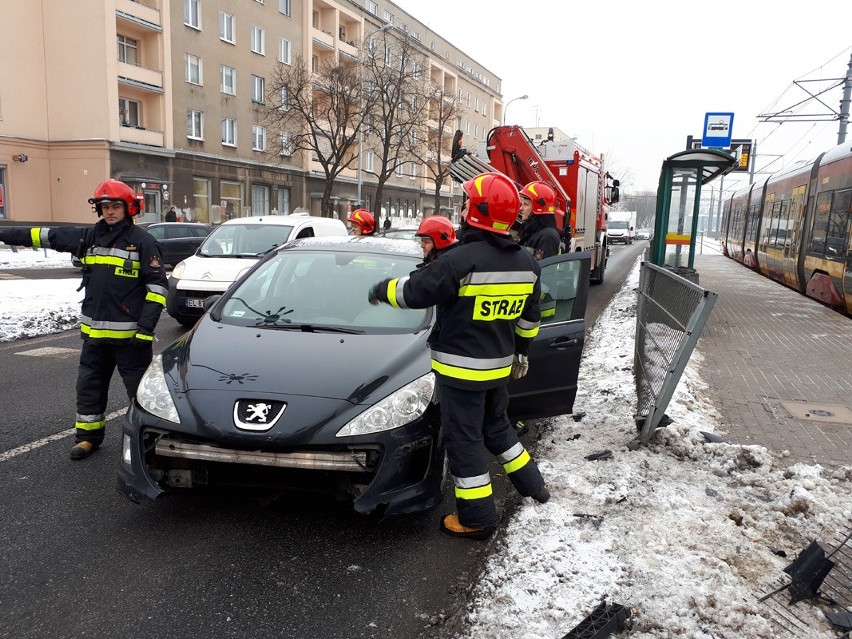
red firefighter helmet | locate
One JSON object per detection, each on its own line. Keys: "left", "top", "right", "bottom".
{"left": 348, "top": 208, "right": 376, "bottom": 235}
{"left": 462, "top": 172, "right": 520, "bottom": 235}
{"left": 519, "top": 181, "right": 557, "bottom": 214}
{"left": 88, "top": 179, "right": 142, "bottom": 216}
{"left": 416, "top": 216, "right": 457, "bottom": 250}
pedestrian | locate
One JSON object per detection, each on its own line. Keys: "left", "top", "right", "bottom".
{"left": 165, "top": 206, "right": 177, "bottom": 222}
{"left": 382, "top": 216, "right": 392, "bottom": 232}
{"left": 0, "top": 179, "right": 168, "bottom": 460}
{"left": 451, "top": 129, "right": 469, "bottom": 162}
{"left": 517, "top": 181, "right": 562, "bottom": 260}
{"left": 368, "top": 172, "right": 550, "bottom": 540}
{"left": 348, "top": 208, "right": 376, "bottom": 236}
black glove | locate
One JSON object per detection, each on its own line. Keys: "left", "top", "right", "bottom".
{"left": 131, "top": 329, "right": 154, "bottom": 348}
{"left": 368, "top": 283, "right": 381, "bottom": 306}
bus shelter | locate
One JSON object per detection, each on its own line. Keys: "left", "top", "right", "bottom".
{"left": 650, "top": 149, "right": 737, "bottom": 277}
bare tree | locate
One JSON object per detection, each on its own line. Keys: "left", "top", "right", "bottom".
{"left": 360, "top": 29, "right": 428, "bottom": 219}
{"left": 267, "top": 55, "right": 363, "bottom": 218}
{"left": 412, "top": 86, "right": 460, "bottom": 217}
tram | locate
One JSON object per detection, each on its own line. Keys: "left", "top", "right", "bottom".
{"left": 720, "top": 142, "right": 852, "bottom": 315}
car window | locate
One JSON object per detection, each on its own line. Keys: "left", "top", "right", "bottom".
{"left": 295, "top": 227, "right": 315, "bottom": 239}
{"left": 539, "top": 259, "right": 583, "bottom": 324}
{"left": 193, "top": 226, "right": 213, "bottom": 238}
{"left": 147, "top": 227, "right": 166, "bottom": 240}
{"left": 220, "top": 249, "right": 429, "bottom": 331}
{"left": 167, "top": 227, "right": 193, "bottom": 239}
{"left": 199, "top": 223, "right": 295, "bottom": 257}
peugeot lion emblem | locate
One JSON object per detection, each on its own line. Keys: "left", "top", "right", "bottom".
{"left": 234, "top": 399, "right": 286, "bottom": 432}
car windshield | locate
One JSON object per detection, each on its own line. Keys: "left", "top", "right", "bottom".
{"left": 609, "top": 221, "right": 629, "bottom": 229}
{"left": 199, "top": 223, "right": 295, "bottom": 257}
{"left": 218, "top": 249, "right": 430, "bottom": 332}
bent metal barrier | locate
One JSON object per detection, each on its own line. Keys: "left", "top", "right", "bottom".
{"left": 634, "top": 261, "right": 717, "bottom": 444}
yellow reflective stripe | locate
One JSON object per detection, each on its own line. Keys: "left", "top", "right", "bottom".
{"left": 515, "top": 324, "right": 539, "bottom": 338}
{"left": 503, "top": 449, "right": 531, "bottom": 474}
{"left": 458, "top": 283, "right": 534, "bottom": 297}
{"left": 81, "top": 325, "right": 137, "bottom": 339}
{"left": 541, "top": 307, "right": 556, "bottom": 317}
{"left": 134, "top": 332, "right": 154, "bottom": 342}
{"left": 432, "top": 359, "right": 512, "bottom": 382}
{"left": 387, "top": 278, "right": 400, "bottom": 308}
{"left": 146, "top": 291, "right": 166, "bottom": 306}
{"left": 75, "top": 420, "right": 106, "bottom": 431}
{"left": 87, "top": 255, "right": 141, "bottom": 269}
{"left": 30, "top": 228, "right": 42, "bottom": 248}
{"left": 454, "top": 484, "right": 493, "bottom": 500}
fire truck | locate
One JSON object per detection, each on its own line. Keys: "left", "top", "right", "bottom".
{"left": 450, "top": 125, "right": 619, "bottom": 284}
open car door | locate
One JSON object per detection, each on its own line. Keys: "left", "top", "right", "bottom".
{"left": 507, "top": 251, "right": 591, "bottom": 421}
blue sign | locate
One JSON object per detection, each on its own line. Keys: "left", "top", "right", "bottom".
{"left": 702, "top": 112, "right": 734, "bottom": 148}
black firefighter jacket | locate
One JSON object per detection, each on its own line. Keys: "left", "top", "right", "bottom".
{"left": 519, "top": 215, "right": 561, "bottom": 261}
{"left": 375, "top": 231, "right": 541, "bottom": 390}
{"left": 0, "top": 217, "right": 168, "bottom": 343}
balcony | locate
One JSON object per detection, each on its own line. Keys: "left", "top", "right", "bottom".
{"left": 311, "top": 27, "right": 334, "bottom": 51}
{"left": 115, "top": 0, "right": 162, "bottom": 30}
{"left": 119, "top": 124, "right": 164, "bottom": 147}
{"left": 117, "top": 61, "right": 164, "bottom": 92}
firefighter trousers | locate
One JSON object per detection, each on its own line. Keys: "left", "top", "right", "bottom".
{"left": 439, "top": 381, "right": 546, "bottom": 529}
{"left": 75, "top": 341, "right": 152, "bottom": 445}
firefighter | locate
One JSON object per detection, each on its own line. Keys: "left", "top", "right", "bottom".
{"left": 415, "top": 215, "right": 458, "bottom": 266}
{"left": 348, "top": 208, "right": 376, "bottom": 236}
{"left": 518, "top": 181, "right": 561, "bottom": 260}
{"left": 0, "top": 179, "right": 168, "bottom": 460}
{"left": 368, "top": 172, "right": 550, "bottom": 540}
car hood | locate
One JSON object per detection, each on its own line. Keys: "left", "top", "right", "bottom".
{"left": 167, "top": 316, "right": 431, "bottom": 404}
{"left": 176, "top": 255, "right": 258, "bottom": 286}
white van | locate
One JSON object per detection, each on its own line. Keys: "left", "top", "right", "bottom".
{"left": 166, "top": 213, "right": 348, "bottom": 326}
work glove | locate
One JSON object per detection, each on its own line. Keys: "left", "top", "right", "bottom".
{"left": 367, "top": 283, "right": 381, "bottom": 306}
{"left": 131, "top": 329, "right": 155, "bottom": 348}
{"left": 511, "top": 353, "right": 529, "bottom": 379}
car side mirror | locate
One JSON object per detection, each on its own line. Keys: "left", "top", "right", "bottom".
{"left": 203, "top": 294, "right": 222, "bottom": 312}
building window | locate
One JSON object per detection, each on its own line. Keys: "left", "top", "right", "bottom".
{"left": 187, "top": 110, "right": 203, "bottom": 139}
{"left": 483, "top": 99, "right": 488, "bottom": 117}
{"left": 221, "top": 65, "right": 236, "bottom": 95}
{"left": 365, "top": 149, "right": 374, "bottom": 172}
{"left": 250, "top": 26, "right": 265, "bottom": 55}
{"left": 219, "top": 11, "right": 235, "bottom": 43}
{"left": 280, "top": 132, "right": 293, "bottom": 156}
{"left": 221, "top": 181, "right": 243, "bottom": 220}
{"left": 466, "top": 92, "right": 471, "bottom": 107}
{"left": 365, "top": 0, "right": 378, "bottom": 16}
{"left": 184, "top": 0, "right": 200, "bottom": 29}
{"left": 311, "top": 55, "right": 319, "bottom": 73}
{"left": 118, "top": 97, "right": 140, "bottom": 127}
{"left": 185, "top": 53, "right": 202, "bottom": 85}
{"left": 192, "top": 177, "right": 210, "bottom": 223}
{"left": 221, "top": 118, "right": 236, "bottom": 146}
{"left": 279, "top": 0, "right": 291, "bottom": 16}
{"left": 252, "top": 125, "right": 266, "bottom": 151}
{"left": 277, "top": 187, "right": 290, "bottom": 215}
{"left": 382, "top": 10, "right": 393, "bottom": 23}
{"left": 251, "top": 75, "right": 265, "bottom": 103}
{"left": 117, "top": 35, "right": 138, "bottom": 65}
{"left": 474, "top": 96, "right": 479, "bottom": 112}
{"left": 409, "top": 163, "right": 416, "bottom": 180}
{"left": 278, "top": 87, "right": 289, "bottom": 112}
{"left": 384, "top": 44, "right": 392, "bottom": 66}
{"left": 395, "top": 163, "right": 403, "bottom": 177}
{"left": 279, "top": 37, "right": 291, "bottom": 64}
{"left": 251, "top": 184, "right": 270, "bottom": 216}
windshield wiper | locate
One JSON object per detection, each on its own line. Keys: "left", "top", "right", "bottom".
{"left": 258, "top": 323, "right": 364, "bottom": 334}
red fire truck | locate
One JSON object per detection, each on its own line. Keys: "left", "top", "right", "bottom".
{"left": 451, "top": 125, "right": 619, "bottom": 284}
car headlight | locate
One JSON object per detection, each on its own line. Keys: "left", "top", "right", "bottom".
{"left": 172, "top": 260, "right": 186, "bottom": 279}
{"left": 336, "top": 372, "right": 434, "bottom": 437}
{"left": 136, "top": 354, "right": 181, "bottom": 423}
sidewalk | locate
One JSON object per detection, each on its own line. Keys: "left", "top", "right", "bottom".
{"left": 693, "top": 248, "right": 852, "bottom": 470}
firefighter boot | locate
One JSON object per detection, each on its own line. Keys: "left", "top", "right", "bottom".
{"left": 70, "top": 441, "right": 99, "bottom": 460}
{"left": 530, "top": 485, "right": 551, "bottom": 504}
{"left": 439, "top": 514, "right": 495, "bottom": 541}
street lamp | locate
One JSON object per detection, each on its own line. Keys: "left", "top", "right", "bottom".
{"left": 356, "top": 21, "right": 393, "bottom": 207}
{"left": 502, "top": 94, "right": 528, "bottom": 126}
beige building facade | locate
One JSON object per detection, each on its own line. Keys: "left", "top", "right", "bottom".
{"left": 0, "top": 0, "right": 503, "bottom": 225}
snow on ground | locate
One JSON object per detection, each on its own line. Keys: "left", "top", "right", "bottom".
{"left": 1, "top": 245, "right": 851, "bottom": 638}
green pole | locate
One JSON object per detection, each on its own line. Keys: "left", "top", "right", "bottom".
{"left": 689, "top": 174, "right": 703, "bottom": 269}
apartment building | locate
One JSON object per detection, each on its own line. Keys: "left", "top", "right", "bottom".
{"left": 0, "top": 0, "right": 503, "bottom": 224}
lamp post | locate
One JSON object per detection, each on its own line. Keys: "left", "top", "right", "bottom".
{"left": 356, "top": 22, "right": 393, "bottom": 207}
{"left": 502, "top": 94, "right": 528, "bottom": 126}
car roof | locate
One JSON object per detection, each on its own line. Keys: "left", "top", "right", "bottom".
{"left": 219, "top": 214, "right": 341, "bottom": 227}
{"left": 138, "top": 222, "right": 211, "bottom": 228}
{"left": 283, "top": 235, "right": 422, "bottom": 258}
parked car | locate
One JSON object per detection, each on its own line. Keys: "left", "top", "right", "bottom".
{"left": 166, "top": 213, "right": 348, "bottom": 326}
{"left": 137, "top": 222, "right": 212, "bottom": 267}
{"left": 381, "top": 227, "right": 419, "bottom": 241}
{"left": 636, "top": 228, "right": 653, "bottom": 240}
{"left": 118, "top": 236, "right": 591, "bottom": 516}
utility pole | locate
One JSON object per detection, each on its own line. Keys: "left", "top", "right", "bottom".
{"left": 838, "top": 53, "right": 852, "bottom": 144}
{"left": 715, "top": 175, "right": 724, "bottom": 235}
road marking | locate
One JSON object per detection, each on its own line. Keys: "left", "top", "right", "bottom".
{"left": 0, "top": 408, "right": 128, "bottom": 462}
{"left": 15, "top": 346, "right": 79, "bottom": 357}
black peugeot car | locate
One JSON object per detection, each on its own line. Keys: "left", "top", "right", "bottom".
{"left": 118, "top": 236, "right": 590, "bottom": 516}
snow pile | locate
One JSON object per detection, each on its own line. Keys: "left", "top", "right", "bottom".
{"left": 0, "top": 246, "right": 73, "bottom": 269}
{"left": 0, "top": 278, "right": 81, "bottom": 342}
{"left": 453, "top": 263, "right": 852, "bottom": 639}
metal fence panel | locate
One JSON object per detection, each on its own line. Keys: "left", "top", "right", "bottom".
{"left": 634, "top": 262, "right": 717, "bottom": 444}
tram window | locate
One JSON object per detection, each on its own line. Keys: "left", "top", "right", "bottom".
{"left": 745, "top": 203, "right": 760, "bottom": 241}
{"left": 766, "top": 201, "right": 781, "bottom": 247}
{"left": 808, "top": 191, "right": 832, "bottom": 254}
{"left": 825, "top": 190, "right": 851, "bottom": 260}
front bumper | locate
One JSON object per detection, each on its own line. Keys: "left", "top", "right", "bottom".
{"left": 116, "top": 402, "right": 445, "bottom": 516}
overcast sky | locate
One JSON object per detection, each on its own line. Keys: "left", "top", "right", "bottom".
{"left": 393, "top": 0, "right": 852, "bottom": 194}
